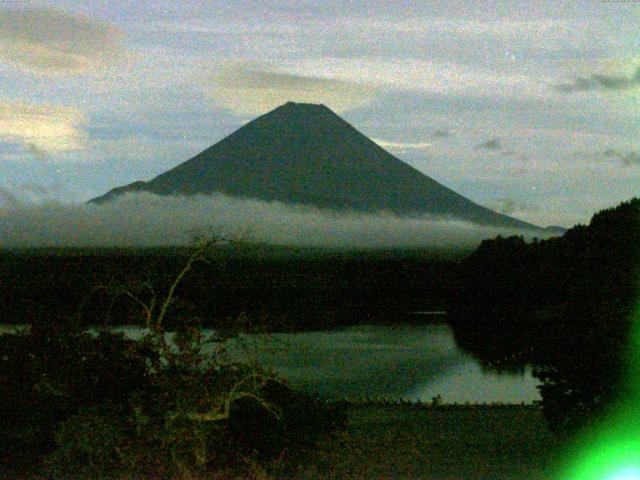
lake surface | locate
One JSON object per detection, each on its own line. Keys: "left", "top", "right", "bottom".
{"left": 230, "top": 323, "right": 541, "bottom": 404}
{"left": 2, "top": 323, "right": 540, "bottom": 404}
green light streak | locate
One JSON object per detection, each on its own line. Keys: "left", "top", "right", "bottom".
{"left": 559, "top": 299, "right": 640, "bottom": 479}
{"left": 560, "top": 419, "right": 640, "bottom": 479}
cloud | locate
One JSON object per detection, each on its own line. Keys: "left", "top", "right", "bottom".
{"left": 281, "top": 57, "right": 543, "bottom": 99}
{"left": 604, "top": 149, "right": 640, "bottom": 167}
{"left": 0, "top": 192, "right": 543, "bottom": 248}
{"left": 0, "top": 186, "right": 19, "bottom": 211}
{"left": 26, "top": 142, "right": 51, "bottom": 162}
{"left": 19, "top": 182, "right": 50, "bottom": 198}
{"left": 432, "top": 128, "right": 452, "bottom": 139}
{"left": 372, "top": 138, "right": 432, "bottom": 151}
{"left": 207, "top": 66, "right": 378, "bottom": 115}
{"left": 0, "top": 6, "right": 126, "bottom": 75}
{"left": 0, "top": 99, "right": 86, "bottom": 153}
{"left": 370, "top": 16, "right": 580, "bottom": 41}
{"left": 6, "top": 179, "right": 66, "bottom": 203}
{"left": 555, "top": 66, "right": 640, "bottom": 94}
{"left": 475, "top": 138, "right": 502, "bottom": 150}
{"left": 491, "top": 198, "right": 537, "bottom": 216}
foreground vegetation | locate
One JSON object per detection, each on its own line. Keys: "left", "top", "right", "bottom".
{"left": 260, "top": 403, "right": 559, "bottom": 480}
{"left": 0, "top": 240, "right": 347, "bottom": 479}
{"left": 0, "top": 391, "right": 558, "bottom": 480}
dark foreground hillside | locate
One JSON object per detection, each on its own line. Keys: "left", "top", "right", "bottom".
{"left": 1, "top": 403, "right": 560, "bottom": 480}
{"left": 294, "top": 404, "right": 560, "bottom": 480}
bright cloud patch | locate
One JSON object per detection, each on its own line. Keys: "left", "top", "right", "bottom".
{"left": 372, "top": 139, "right": 433, "bottom": 151}
{"left": 208, "top": 66, "right": 378, "bottom": 115}
{"left": 0, "top": 100, "right": 86, "bottom": 153}
{"left": 0, "top": 7, "right": 125, "bottom": 75}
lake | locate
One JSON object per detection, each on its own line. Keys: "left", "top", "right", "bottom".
{"left": 227, "top": 323, "right": 541, "bottom": 404}
{"left": 2, "top": 322, "right": 540, "bottom": 404}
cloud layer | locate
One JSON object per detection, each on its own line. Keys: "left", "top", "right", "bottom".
{"left": 432, "top": 128, "right": 452, "bottom": 139}
{"left": 604, "top": 149, "right": 640, "bottom": 167}
{"left": 475, "top": 138, "right": 502, "bottom": 150}
{"left": 556, "top": 66, "right": 640, "bottom": 94}
{"left": 372, "top": 138, "right": 432, "bottom": 151}
{"left": 0, "top": 100, "right": 86, "bottom": 153}
{"left": 208, "top": 66, "right": 378, "bottom": 115}
{"left": 0, "top": 192, "right": 541, "bottom": 248}
{"left": 0, "top": 6, "right": 125, "bottom": 75}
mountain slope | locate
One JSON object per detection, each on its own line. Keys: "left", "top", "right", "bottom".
{"left": 91, "top": 102, "right": 538, "bottom": 230}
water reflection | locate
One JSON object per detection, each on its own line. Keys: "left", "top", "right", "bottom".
{"left": 232, "top": 324, "right": 540, "bottom": 403}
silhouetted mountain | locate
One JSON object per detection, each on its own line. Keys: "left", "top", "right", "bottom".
{"left": 91, "top": 102, "right": 538, "bottom": 230}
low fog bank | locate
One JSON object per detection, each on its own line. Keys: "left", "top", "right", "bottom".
{"left": 0, "top": 192, "right": 547, "bottom": 249}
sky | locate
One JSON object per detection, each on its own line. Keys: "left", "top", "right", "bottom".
{"left": 0, "top": 0, "right": 639, "bottom": 229}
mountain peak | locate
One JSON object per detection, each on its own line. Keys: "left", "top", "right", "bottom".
{"left": 271, "top": 101, "right": 334, "bottom": 117}
{"left": 282, "top": 101, "right": 327, "bottom": 109}
{"left": 90, "top": 104, "right": 540, "bottom": 230}
{"left": 280, "top": 101, "right": 327, "bottom": 109}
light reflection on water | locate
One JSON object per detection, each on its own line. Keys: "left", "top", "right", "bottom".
{"left": 1, "top": 323, "right": 540, "bottom": 403}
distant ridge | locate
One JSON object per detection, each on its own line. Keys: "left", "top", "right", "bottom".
{"left": 91, "top": 102, "right": 540, "bottom": 230}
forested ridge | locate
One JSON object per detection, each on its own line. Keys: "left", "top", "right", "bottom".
{"left": 451, "top": 198, "right": 640, "bottom": 431}
{"left": 0, "top": 246, "right": 458, "bottom": 331}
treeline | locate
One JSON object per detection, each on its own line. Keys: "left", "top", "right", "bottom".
{"left": 450, "top": 198, "right": 640, "bottom": 431}
{"left": 0, "top": 246, "right": 461, "bottom": 331}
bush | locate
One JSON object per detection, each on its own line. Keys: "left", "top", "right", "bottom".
{"left": 45, "top": 404, "right": 134, "bottom": 479}
{"left": 0, "top": 325, "right": 152, "bottom": 469}
{"left": 226, "top": 379, "right": 348, "bottom": 466}
{"left": 2, "top": 237, "right": 347, "bottom": 479}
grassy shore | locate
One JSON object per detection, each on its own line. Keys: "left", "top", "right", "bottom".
{"left": 288, "top": 403, "right": 561, "bottom": 480}
{"left": 3, "top": 403, "right": 562, "bottom": 479}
